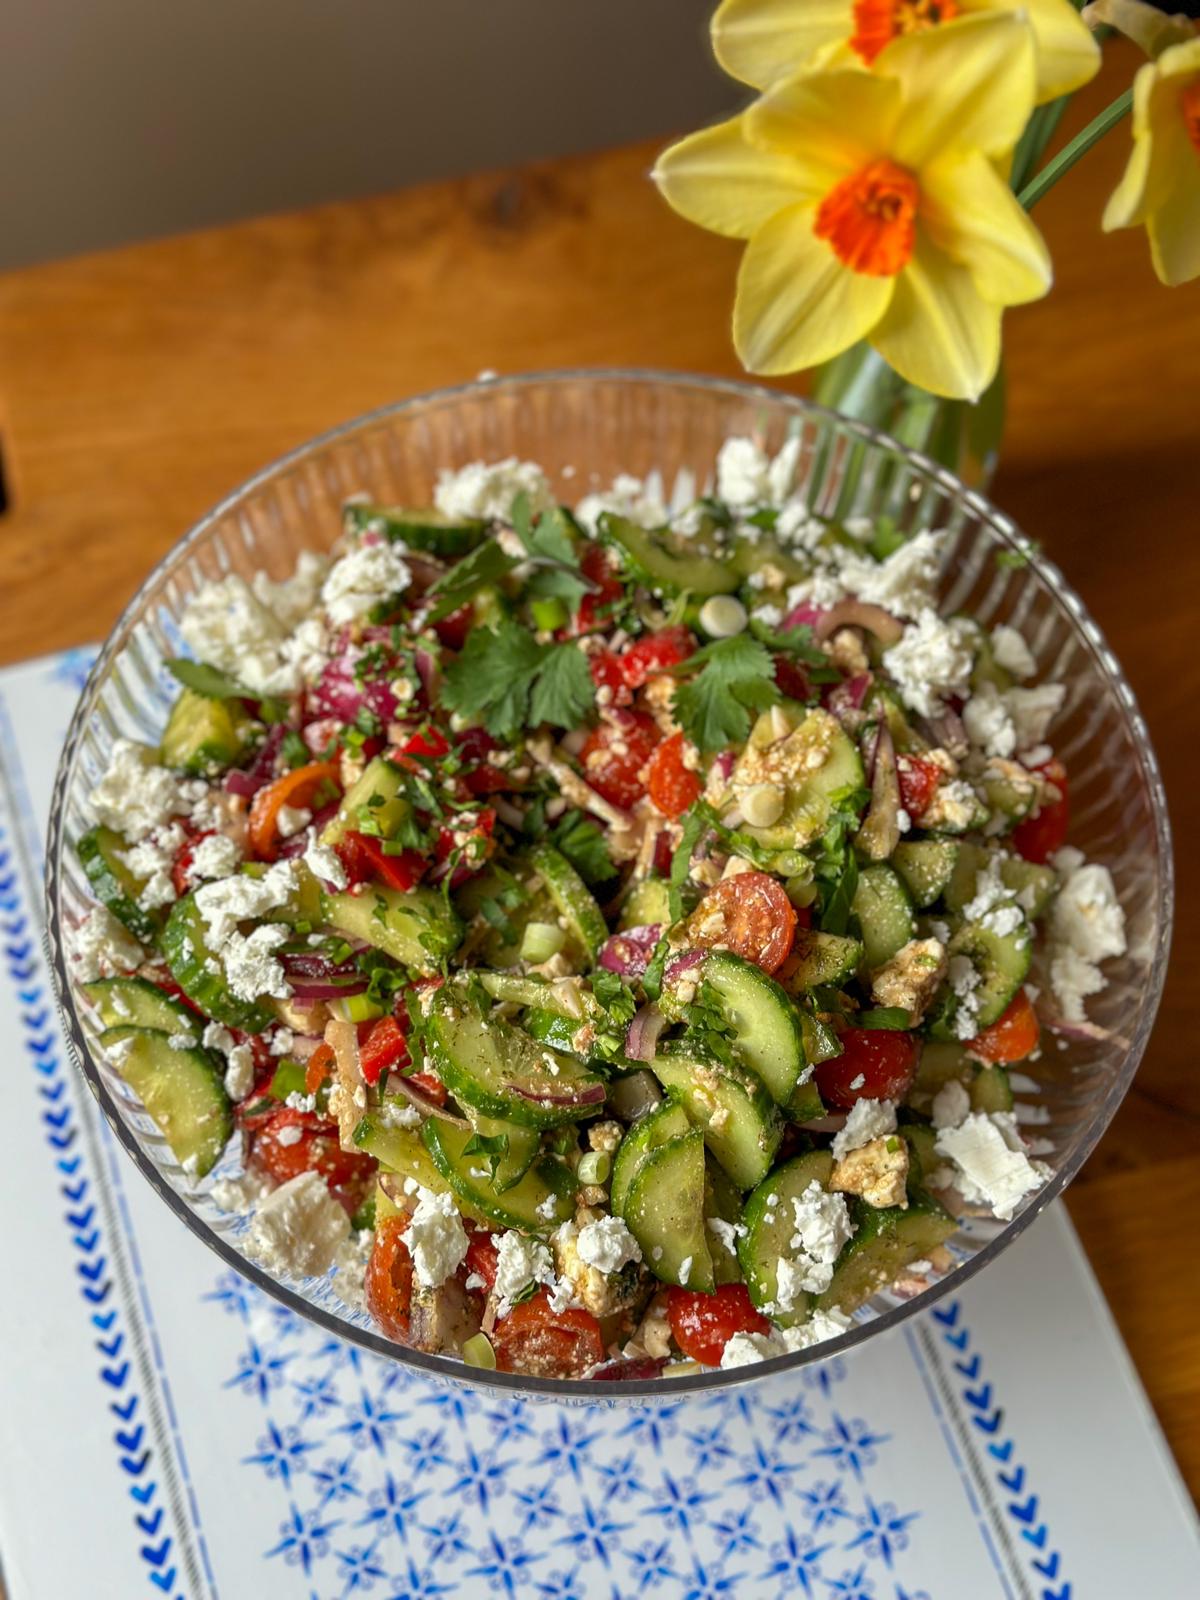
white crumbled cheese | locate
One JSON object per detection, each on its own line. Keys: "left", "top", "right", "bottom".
{"left": 935, "top": 1111, "right": 1051, "bottom": 1221}
{"left": 180, "top": 575, "right": 298, "bottom": 696}
{"left": 194, "top": 860, "right": 299, "bottom": 948}
{"left": 881, "top": 609, "right": 975, "bottom": 717}
{"left": 785, "top": 569, "right": 848, "bottom": 611}
{"left": 331, "top": 1227, "right": 375, "bottom": 1313}
{"left": 252, "top": 550, "right": 328, "bottom": 629}
{"left": 275, "top": 1123, "right": 303, "bottom": 1147}
{"left": 991, "top": 624, "right": 1036, "bottom": 680}
{"left": 378, "top": 1099, "right": 423, "bottom": 1130}
{"left": 931, "top": 1078, "right": 971, "bottom": 1130}
{"left": 210, "top": 1168, "right": 272, "bottom": 1212}
{"left": 720, "top": 1306, "right": 853, "bottom": 1367}
{"left": 774, "top": 500, "right": 828, "bottom": 552}
{"left": 715, "top": 436, "right": 771, "bottom": 509}
{"left": 222, "top": 923, "right": 292, "bottom": 1003}
{"left": 962, "top": 856, "right": 1028, "bottom": 939}
{"left": 1047, "top": 862, "right": 1127, "bottom": 1021}
{"left": 785, "top": 1182, "right": 855, "bottom": 1295}
{"left": 839, "top": 530, "right": 945, "bottom": 619}
{"left": 1052, "top": 845, "right": 1086, "bottom": 876}
{"left": 190, "top": 832, "right": 242, "bottom": 881}
{"left": 270, "top": 1027, "right": 295, "bottom": 1056}
{"left": 71, "top": 906, "right": 144, "bottom": 981}
{"left": 773, "top": 1256, "right": 806, "bottom": 1314}
{"left": 434, "top": 457, "right": 552, "bottom": 523}
{"left": 202, "top": 1021, "right": 234, "bottom": 1053}
{"left": 119, "top": 823, "right": 185, "bottom": 911}
{"left": 321, "top": 543, "right": 413, "bottom": 625}
{"left": 282, "top": 614, "right": 331, "bottom": 685}
{"left": 222, "top": 1043, "right": 256, "bottom": 1100}
{"left": 246, "top": 1171, "right": 351, "bottom": 1277}
{"left": 167, "top": 1031, "right": 196, "bottom": 1051}
{"left": 492, "top": 1232, "right": 555, "bottom": 1314}
{"left": 751, "top": 602, "right": 784, "bottom": 628}
{"left": 303, "top": 837, "right": 349, "bottom": 891}
{"left": 275, "top": 804, "right": 311, "bottom": 839}
{"left": 575, "top": 1214, "right": 642, "bottom": 1274}
{"left": 1005, "top": 684, "right": 1065, "bottom": 753}
{"left": 1049, "top": 948, "right": 1108, "bottom": 1022}
{"left": 963, "top": 681, "right": 1017, "bottom": 758}
{"left": 947, "top": 953, "right": 983, "bottom": 1041}
{"left": 91, "top": 739, "right": 194, "bottom": 841}
{"left": 574, "top": 471, "right": 669, "bottom": 534}
{"left": 706, "top": 1216, "right": 746, "bottom": 1254}
{"left": 720, "top": 1331, "right": 782, "bottom": 1368}
{"left": 831, "top": 1098, "right": 897, "bottom": 1161}
{"left": 405, "top": 1188, "right": 469, "bottom": 1288}
{"left": 678, "top": 1255, "right": 693, "bottom": 1287}
{"left": 535, "top": 1192, "right": 562, "bottom": 1223}
{"left": 870, "top": 937, "right": 947, "bottom": 1022}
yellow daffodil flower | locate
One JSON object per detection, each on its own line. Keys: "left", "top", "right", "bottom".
{"left": 654, "top": 14, "right": 1051, "bottom": 400}
{"left": 712, "top": 0, "right": 1099, "bottom": 104}
{"left": 1100, "top": 22, "right": 1200, "bottom": 285}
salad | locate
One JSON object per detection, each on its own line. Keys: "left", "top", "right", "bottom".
{"left": 71, "top": 437, "right": 1128, "bottom": 1380}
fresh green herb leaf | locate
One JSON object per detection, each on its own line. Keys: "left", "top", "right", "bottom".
{"left": 855, "top": 1007, "right": 911, "bottom": 1030}
{"left": 866, "top": 515, "right": 907, "bottom": 562}
{"left": 165, "top": 659, "right": 250, "bottom": 699}
{"left": 591, "top": 968, "right": 638, "bottom": 1028}
{"left": 549, "top": 809, "right": 616, "bottom": 886}
{"left": 441, "top": 619, "right": 595, "bottom": 738}
{"left": 426, "top": 540, "right": 518, "bottom": 623}
{"left": 529, "top": 643, "right": 595, "bottom": 729}
{"left": 281, "top": 730, "right": 311, "bottom": 769}
{"left": 463, "top": 1130, "right": 510, "bottom": 1184}
{"left": 673, "top": 635, "right": 781, "bottom": 754}
{"left": 511, "top": 495, "right": 590, "bottom": 610}
{"left": 641, "top": 933, "right": 671, "bottom": 1003}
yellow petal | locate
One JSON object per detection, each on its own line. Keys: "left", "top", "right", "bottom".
{"left": 872, "top": 236, "right": 1001, "bottom": 400}
{"left": 1102, "top": 61, "right": 1158, "bottom": 229}
{"left": 886, "top": 13, "right": 1037, "bottom": 166}
{"left": 1019, "top": 0, "right": 1101, "bottom": 101}
{"left": 1146, "top": 126, "right": 1200, "bottom": 285}
{"left": 711, "top": 0, "right": 849, "bottom": 90}
{"left": 745, "top": 68, "right": 903, "bottom": 186}
{"left": 734, "top": 203, "right": 894, "bottom": 374}
{"left": 921, "top": 152, "right": 1053, "bottom": 306}
{"left": 653, "top": 116, "right": 808, "bottom": 241}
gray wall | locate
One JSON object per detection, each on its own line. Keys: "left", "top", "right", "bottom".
{"left": 1, "top": 1, "right": 733, "bottom": 271}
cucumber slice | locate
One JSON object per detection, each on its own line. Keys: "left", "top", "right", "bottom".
{"left": 461, "top": 1109, "right": 541, "bottom": 1192}
{"left": 731, "top": 707, "right": 864, "bottom": 852}
{"left": 790, "top": 1009, "right": 835, "bottom": 1120}
{"left": 611, "top": 1100, "right": 691, "bottom": 1217}
{"left": 343, "top": 502, "right": 485, "bottom": 557}
{"left": 942, "top": 843, "right": 1056, "bottom": 920}
{"left": 892, "top": 840, "right": 959, "bottom": 909}
{"left": 971, "top": 1064, "right": 1014, "bottom": 1114}
{"left": 618, "top": 877, "right": 673, "bottom": 932}
{"left": 528, "top": 844, "right": 607, "bottom": 964}
{"left": 160, "top": 688, "right": 253, "bottom": 776}
{"left": 353, "top": 1118, "right": 490, "bottom": 1224}
{"left": 780, "top": 930, "right": 863, "bottom": 991}
{"left": 598, "top": 512, "right": 738, "bottom": 599}
{"left": 729, "top": 534, "right": 812, "bottom": 587}
{"left": 852, "top": 863, "right": 916, "bottom": 969}
{"left": 651, "top": 1046, "right": 783, "bottom": 1191}
{"left": 161, "top": 893, "right": 275, "bottom": 1031}
{"left": 321, "top": 756, "right": 412, "bottom": 850}
{"left": 83, "top": 975, "right": 197, "bottom": 1034}
{"left": 737, "top": 1151, "right": 834, "bottom": 1327}
{"left": 979, "top": 765, "right": 1039, "bottom": 829}
{"left": 701, "top": 951, "right": 805, "bottom": 1108}
{"left": 421, "top": 1121, "right": 576, "bottom": 1232}
{"left": 931, "top": 908, "right": 1032, "bottom": 1037}
{"left": 100, "top": 1025, "right": 232, "bottom": 1177}
{"left": 427, "top": 1003, "right": 605, "bottom": 1128}
{"left": 910, "top": 1039, "right": 973, "bottom": 1110}
{"left": 704, "top": 1158, "right": 745, "bottom": 1286}
{"left": 901, "top": 1123, "right": 938, "bottom": 1188}
{"left": 625, "top": 1130, "right": 715, "bottom": 1291}
{"left": 456, "top": 864, "right": 564, "bottom": 967}
{"left": 815, "top": 1192, "right": 955, "bottom": 1314}
{"left": 326, "top": 884, "right": 463, "bottom": 971}
{"left": 524, "top": 1008, "right": 584, "bottom": 1055}
{"left": 77, "top": 825, "right": 160, "bottom": 944}
{"left": 477, "top": 970, "right": 589, "bottom": 1016}
{"left": 970, "top": 629, "right": 1014, "bottom": 694}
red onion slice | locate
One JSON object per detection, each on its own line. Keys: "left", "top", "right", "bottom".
{"left": 508, "top": 1080, "right": 607, "bottom": 1108}
{"left": 224, "top": 723, "right": 284, "bottom": 798}
{"left": 287, "top": 976, "right": 370, "bottom": 1001}
{"left": 384, "top": 1079, "right": 469, "bottom": 1126}
{"left": 590, "top": 1356, "right": 668, "bottom": 1381}
{"left": 599, "top": 924, "right": 662, "bottom": 979}
{"left": 782, "top": 600, "right": 827, "bottom": 631}
{"left": 664, "top": 949, "right": 706, "bottom": 988}
{"left": 815, "top": 598, "right": 904, "bottom": 646}
{"left": 624, "top": 1004, "right": 667, "bottom": 1063}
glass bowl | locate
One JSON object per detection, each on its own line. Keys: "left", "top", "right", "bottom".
{"left": 44, "top": 370, "right": 1173, "bottom": 1401}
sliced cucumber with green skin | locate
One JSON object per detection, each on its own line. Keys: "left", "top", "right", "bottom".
{"left": 942, "top": 843, "right": 1056, "bottom": 919}
{"left": 241, "top": 860, "right": 326, "bottom": 929}
{"left": 892, "top": 840, "right": 959, "bottom": 909}
{"left": 77, "top": 825, "right": 160, "bottom": 944}
{"left": 477, "top": 970, "right": 590, "bottom": 1017}
{"left": 815, "top": 1192, "right": 955, "bottom": 1314}
{"left": 528, "top": 844, "right": 607, "bottom": 964}
{"left": 781, "top": 930, "right": 863, "bottom": 991}
{"left": 343, "top": 502, "right": 485, "bottom": 557}
{"left": 729, "top": 534, "right": 812, "bottom": 588}
{"left": 161, "top": 893, "right": 275, "bottom": 1031}
{"left": 100, "top": 1025, "right": 232, "bottom": 1177}
{"left": 901, "top": 1123, "right": 938, "bottom": 1189}
{"left": 598, "top": 512, "right": 738, "bottom": 599}
{"left": 701, "top": 951, "right": 805, "bottom": 1108}
{"left": 852, "top": 863, "right": 916, "bottom": 969}
{"left": 651, "top": 1046, "right": 783, "bottom": 1191}
{"left": 461, "top": 1109, "right": 541, "bottom": 1192}
{"left": 731, "top": 706, "right": 865, "bottom": 852}
{"left": 618, "top": 877, "right": 673, "bottom": 932}
{"left": 979, "top": 766, "right": 1039, "bottom": 829}
{"left": 910, "top": 1038, "right": 973, "bottom": 1110}
{"left": 789, "top": 1010, "right": 834, "bottom": 1120}
{"left": 427, "top": 1003, "right": 605, "bottom": 1128}
{"left": 970, "top": 629, "right": 1014, "bottom": 694}
{"left": 930, "top": 908, "right": 1031, "bottom": 1038}
{"left": 737, "top": 1151, "right": 834, "bottom": 1327}
{"left": 321, "top": 756, "right": 412, "bottom": 850}
{"left": 421, "top": 1121, "right": 576, "bottom": 1232}
{"left": 83, "top": 975, "right": 197, "bottom": 1034}
{"left": 625, "top": 1129, "right": 715, "bottom": 1291}
{"left": 524, "top": 1008, "right": 584, "bottom": 1055}
{"left": 160, "top": 688, "right": 254, "bottom": 776}
{"left": 704, "top": 1158, "right": 745, "bottom": 1286}
{"left": 353, "top": 1118, "right": 490, "bottom": 1222}
{"left": 971, "top": 1064, "right": 1014, "bottom": 1114}
{"left": 611, "top": 1100, "right": 691, "bottom": 1217}
{"left": 326, "top": 884, "right": 462, "bottom": 971}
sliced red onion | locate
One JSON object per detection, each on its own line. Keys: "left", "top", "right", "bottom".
{"left": 282, "top": 950, "right": 361, "bottom": 980}
{"left": 508, "top": 1080, "right": 607, "bottom": 1108}
{"left": 1042, "top": 1015, "right": 1116, "bottom": 1043}
{"left": 664, "top": 949, "right": 706, "bottom": 988}
{"left": 287, "top": 976, "right": 370, "bottom": 1001}
{"left": 224, "top": 723, "right": 284, "bottom": 798}
{"left": 713, "top": 750, "right": 737, "bottom": 782}
{"left": 414, "top": 647, "right": 440, "bottom": 704}
{"left": 385, "top": 1079, "right": 470, "bottom": 1126}
{"left": 815, "top": 598, "right": 904, "bottom": 646}
{"left": 311, "top": 640, "right": 403, "bottom": 726}
{"left": 918, "top": 704, "right": 969, "bottom": 760}
{"left": 825, "top": 672, "right": 873, "bottom": 729}
{"left": 284, "top": 1034, "right": 325, "bottom": 1061}
{"left": 599, "top": 924, "right": 662, "bottom": 979}
{"left": 590, "top": 1356, "right": 668, "bottom": 1381}
{"left": 782, "top": 600, "right": 827, "bottom": 631}
{"left": 624, "top": 1004, "right": 667, "bottom": 1063}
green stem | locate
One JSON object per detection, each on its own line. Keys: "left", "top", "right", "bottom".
{"left": 1011, "top": 95, "right": 1070, "bottom": 194}
{"left": 1018, "top": 88, "right": 1134, "bottom": 212}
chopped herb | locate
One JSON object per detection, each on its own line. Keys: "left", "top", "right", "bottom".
{"left": 462, "top": 1131, "right": 510, "bottom": 1184}
{"left": 280, "top": 730, "right": 311, "bottom": 770}
{"left": 672, "top": 634, "right": 781, "bottom": 754}
{"left": 164, "top": 659, "right": 250, "bottom": 699}
{"left": 441, "top": 618, "right": 595, "bottom": 738}
{"left": 426, "top": 540, "right": 518, "bottom": 623}
{"left": 856, "top": 1007, "right": 911, "bottom": 1030}
{"left": 549, "top": 809, "right": 616, "bottom": 886}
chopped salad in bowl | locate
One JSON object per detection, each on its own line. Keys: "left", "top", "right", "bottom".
{"left": 64, "top": 414, "right": 1135, "bottom": 1384}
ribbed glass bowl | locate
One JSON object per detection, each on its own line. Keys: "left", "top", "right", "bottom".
{"left": 45, "top": 370, "right": 1172, "bottom": 1401}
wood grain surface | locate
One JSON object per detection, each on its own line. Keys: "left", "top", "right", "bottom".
{"left": 0, "top": 42, "right": 1196, "bottom": 1497}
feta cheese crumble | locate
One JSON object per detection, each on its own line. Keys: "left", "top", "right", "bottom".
{"left": 321, "top": 543, "right": 413, "bottom": 625}
{"left": 434, "top": 457, "right": 552, "bottom": 523}
{"left": 720, "top": 1306, "right": 853, "bottom": 1367}
{"left": 881, "top": 609, "right": 975, "bottom": 716}
{"left": 71, "top": 906, "right": 143, "bottom": 981}
{"left": 91, "top": 739, "right": 196, "bottom": 842}
{"left": 784, "top": 1182, "right": 855, "bottom": 1295}
{"left": 1048, "top": 861, "right": 1127, "bottom": 1022}
{"left": 990, "top": 624, "right": 1036, "bottom": 680}
{"left": 405, "top": 1189, "right": 469, "bottom": 1289}
{"left": 246, "top": 1171, "right": 351, "bottom": 1277}
{"left": 831, "top": 1098, "right": 897, "bottom": 1161}
{"left": 492, "top": 1231, "right": 556, "bottom": 1314}
{"left": 575, "top": 1214, "right": 642, "bottom": 1273}
{"left": 934, "top": 1111, "right": 1051, "bottom": 1220}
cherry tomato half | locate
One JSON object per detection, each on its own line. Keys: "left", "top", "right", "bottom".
{"left": 896, "top": 754, "right": 943, "bottom": 821}
{"left": 646, "top": 730, "right": 703, "bottom": 819}
{"left": 250, "top": 1108, "right": 376, "bottom": 1203}
{"left": 685, "top": 872, "right": 798, "bottom": 976}
{"left": 1011, "top": 758, "right": 1069, "bottom": 865}
{"left": 335, "top": 830, "right": 427, "bottom": 893}
{"left": 365, "top": 1215, "right": 415, "bottom": 1341}
{"left": 570, "top": 545, "right": 625, "bottom": 636}
{"left": 491, "top": 1290, "right": 606, "bottom": 1378}
{"left": 621, "top": 626, "right": 695, "bottom": 689}
{"left": 667, "top": 1284, "right": 769, "bottom": 1366}
{"left": 966, "top": 989, "right": 1040, "bottom": 1064}
{"left": 815, "top": 1028, "right": 920, "bottom": 1111}
{"left": 579, "top": 712, "right": 660, "bottom": 809}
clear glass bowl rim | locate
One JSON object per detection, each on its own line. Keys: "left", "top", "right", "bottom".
{"left": 43, "top": 366, "right": 1175, "bottom": 1400}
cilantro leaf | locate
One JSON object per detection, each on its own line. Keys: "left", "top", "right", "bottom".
{"left": 440, "top": 619, "right": 595, "bottom": 738}
{"left": 672, "top": 635, "right": 780, "bottom": 754}
{"left": 512, "top": 493, "right": 591, "bottom": 609}
{"left": 165, "top": 659, "right": 251, "bottom": 699}
{"left": 426, "top": 541, "right": 518, "bottom": 622}
{"left": 529, "top": 643, "right": 595, "bottom": 731}
{"left": 549, "top": 809, "right": 616, "bottom": 886}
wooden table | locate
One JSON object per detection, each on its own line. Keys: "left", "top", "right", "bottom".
{"left": 1, "top": 43, "right": 1196, "bottom": 1496}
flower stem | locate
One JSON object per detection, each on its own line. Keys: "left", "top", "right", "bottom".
{"left": 1018, "top": 88, "right": 1134, "bottom": 212}
{"left": 1010, "top": 95, "right": 1071, "bottom": 194}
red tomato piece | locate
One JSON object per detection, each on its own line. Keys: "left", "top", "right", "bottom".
{"left": 463, "top": 1227, "right": 499, "bottom": 1294}
{"left": 366, "top": 1215, "right": 415, "bottom": 1341}
{"left": 578, "top": 712, "right": 661, "bottom": 809}
{"left": 433, "top": 808, "right": 496, "bottom": 885}
{"left": 335, "top": 830, "right": 427, "bottom": 893}
{"left": 1011, "top": 758, "right": 1069, "bottom": 865}
{"left": 570, "top": 545, "right": 625, "bottom": 635}
{"left": 773, "top": 655, "right": 812, "bottom": 703}
{"left": 815, "top": 1028, "right": 920, "bottom": 1111}
{"left": 169, "top": 823, "right": 212, "bottom": 897}
{"left": 491, "top": 1290, "right": 606, "bottom": 1378}
{"left": 589, "top": 649, "right": 628, "bottom": 702}
{"left": 395, "top": 726, "right": 450, "bottom": 760}
{"left": 250, "top": 1108, "right": 376, "bottom": 1202}
{"left": 896, "top": 754, "right": 943, "bottom": 821}
{"left": 966, "top": 989, "right": 1040, "bottom": 1064}
{"left": 304, "top": 1041, "right": 336, "bottom": 1096}
{"left": 621, "top": 626, "right": 695, "bottom": 689}
{"left": 646, "top": 730, "right": 703, "bottom": 819}
{"left": 685, "top": 872, "right": 798, "bottom": 976}
{"left": 667, "top": 1284, "right": 770, "bottom": 1366}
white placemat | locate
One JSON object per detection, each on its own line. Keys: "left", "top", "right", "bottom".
{"left": 1, "top": 647, "right": 1196, "bottom": 1600}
